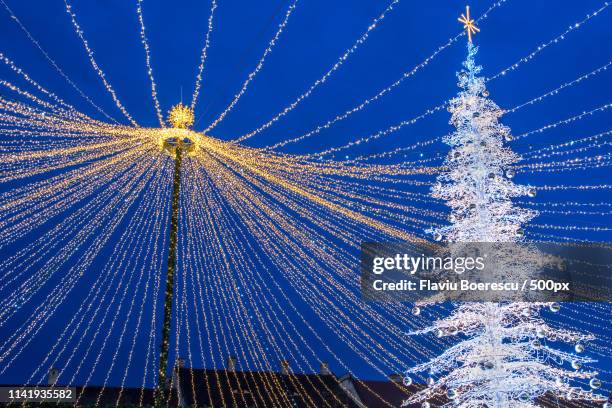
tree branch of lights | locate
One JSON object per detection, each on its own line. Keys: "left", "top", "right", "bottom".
{"left": 403, "top": 38, "right": 606, "bottom": 408}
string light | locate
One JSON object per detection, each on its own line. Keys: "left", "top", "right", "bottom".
{"left": 488, "top": 1, "right": 610, "bottom": 81}
{"left": 203, "top": 0, "right": 299, "bottom": 133}
{"left": 255, "top": 0, "right": 601, "bottom": 152}
{"left": 304, "top": 56, "right": 611, "bottom": 160}
{"left": 0, "top": 0, "right": 118, "bottom": 123}
{"left": 136, "top": 0, "right": 165, "bottom": 127}
{"left": 191, "top": 0, "right": 218, "bottom": 110}
{"left": 232, "top": 0, "right": 406, "bottom": 143}
{"left": 63, "top": 0, "right": 138, "bottom": 126}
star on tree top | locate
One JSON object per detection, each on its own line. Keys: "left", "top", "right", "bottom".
{"left": 458, "top": 5, "right": 480, "bottom": 43}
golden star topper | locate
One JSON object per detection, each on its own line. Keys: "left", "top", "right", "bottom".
{"left": 458, "top": 5, "right": 480, "bottom": 43}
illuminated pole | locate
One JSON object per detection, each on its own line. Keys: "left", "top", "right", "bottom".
{"left": 157, "top": 147, "right": 181, "bottom": 395}
{"left": 156, "top": 103, "right": 195, "bottom": 406}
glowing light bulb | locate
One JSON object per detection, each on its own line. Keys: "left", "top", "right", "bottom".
{"left": 168, "top": 103, "right": 195, "bottom": 129}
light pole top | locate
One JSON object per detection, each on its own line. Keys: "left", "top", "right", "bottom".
{"left": 158, "top": 103, "right": 201, "bottom": 156}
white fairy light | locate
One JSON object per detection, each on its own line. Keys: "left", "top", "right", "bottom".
{"left": 63, "top": 0, "right": 138, "bottom": 126}
{"left": 136, "top": 0, "right": 165, "bottom": 127}
{"left": 204, "top": 0, "right": 299, "bottom": 133}
{"left": 260, "top": 1, "right": 606, "bottom": 153}
{"left": 191, "top": 0, "right": 218, "bottom": 110}
{"left": 404, "top": 42, "right": 606, "bottom": 408}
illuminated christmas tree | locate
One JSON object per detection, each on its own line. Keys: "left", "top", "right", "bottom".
{"left": 403, "top": 8, "right": 605, "bottom": 407}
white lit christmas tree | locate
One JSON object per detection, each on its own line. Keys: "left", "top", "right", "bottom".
{"left": 403, "top": 7, "right": 606, "bottom": 408}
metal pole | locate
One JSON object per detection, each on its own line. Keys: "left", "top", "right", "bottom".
{"left": 156, "top": 148, "right": 182, "bottom": 405}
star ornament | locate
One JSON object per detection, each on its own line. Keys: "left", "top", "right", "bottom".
{"left": 458, "top": 5, "right": 480, "bottom": 43}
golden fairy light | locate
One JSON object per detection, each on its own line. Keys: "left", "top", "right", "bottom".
{"left": 458, "top": 5, "right": 480, "bottom": 43}
{"left": 168, "top": 103, "right": 195, "bottom": 129}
